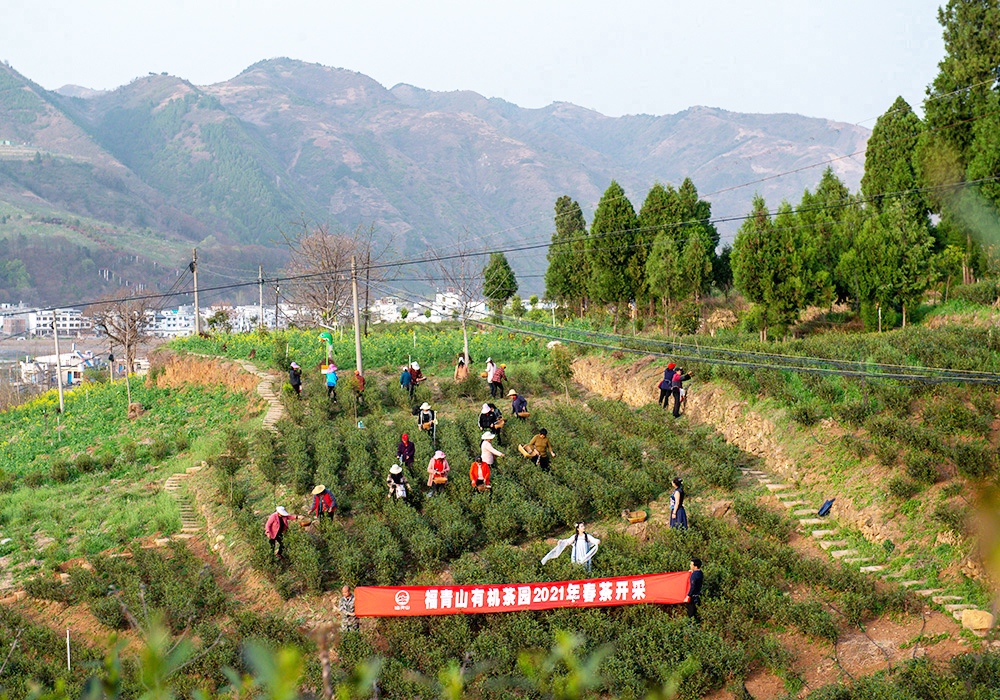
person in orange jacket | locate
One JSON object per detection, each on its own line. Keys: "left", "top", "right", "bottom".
{"left": 470, "top": 459, "right": 491, "bottom": 491}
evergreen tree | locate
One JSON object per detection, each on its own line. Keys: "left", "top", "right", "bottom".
{"left": 731, "top": 196, "right": 808, "bottom": 339}
{"left": 483, "top": 252, "right": 517, "bottom": 317}
{"left": 798, "top": 167, "right": 850, "bottom": 304}
{"left": 713, "top": 245, "right": 733, "bottom": 299}
{"left": 587, "top": 181, "right": 639, "bottom": 312}
{"left": 545, "top": 196, "right": 589, "bottom": 311}
{"left": 923, "top": 0, "right": 1000, "bottom": 169}
{"left": 838, "top": 201, "right": 934, "bottom": 330}
{"left": 640, "top": 183, "right": 681, "bottom": 311}
{"left": 861, "top": 97, "right": 927, "bottom": 215}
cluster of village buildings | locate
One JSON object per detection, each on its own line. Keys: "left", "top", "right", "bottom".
{"left": 0, "top": 291, "right": 495, "bottom": 388}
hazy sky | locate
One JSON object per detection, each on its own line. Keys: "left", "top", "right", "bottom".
{"left": 4, "top": 0, "right": 946, "bottom": 124}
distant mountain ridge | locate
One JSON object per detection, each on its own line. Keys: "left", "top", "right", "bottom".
{"left": 0, "top": 58, "right": 869, "bottom": 301}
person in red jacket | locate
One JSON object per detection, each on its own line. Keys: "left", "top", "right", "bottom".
{"left": 310, "top": 485, "right": 336, "bottom": 520}
{"left": 470, "top": 459, "right": 491, "bottom": 492}
{"left": 264, "top": 506, "right": 299, "bottom": 559}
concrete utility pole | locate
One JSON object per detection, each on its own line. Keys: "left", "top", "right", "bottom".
{"left": 192, "top": 248, "right": 201, "bottom": 335}
{"left": 258, "top": 265, "right": 264, "bottom": 330}
{"left": 274, "top": 284, "right": 280, "bottom": 330}
{"left": 351, "top": 256, "right": 364, "bottom": 376}
{"left": 52, "top": 313, "right": 65, "bottom": 414}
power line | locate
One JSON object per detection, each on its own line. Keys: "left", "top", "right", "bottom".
{"left": 372, "top": 279, "right": 1000, "bottom": 386}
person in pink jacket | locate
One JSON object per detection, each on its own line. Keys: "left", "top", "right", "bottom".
{"left": 426, "top": 450, "right": 450, "bottom": 495}
{"left": 264, "top": 506, "right": 299, "bottom": 559}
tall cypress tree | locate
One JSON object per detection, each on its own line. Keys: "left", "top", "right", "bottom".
{"left": 483, "top": 252, "right": 517, "bottom": 317}
{"left": 862, "top": 97, "right": 927, "bottom": 215}
{"left": 587, "top": 181, "right": 639, "bottom": 312}
{"left": 545, "top": 196, "right": 589, "bottom": 311}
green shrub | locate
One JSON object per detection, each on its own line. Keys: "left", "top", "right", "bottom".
{"left": 25, "top": 575, "right": 74, "bottom": 603}
{"left": 90, "top": 596, "right": 128, "bottom": 629}
{"left": 790, "top": 402, "right": 821, "bottom": 426}
{"left": 950, "top": 278, "right": 1000, "bottom": 305}
{"left": 904, "top": 450, "right": 939, "bottom": 484}
{"left": 951, "top": 437, "right": 995, "bottom": 478}
{"left": 149, "top": 437, "right": 171, "bottom": 463}
{"left": 933, "top": 502, "right": 966, "bottom": 533}
{"left": 49, "top": 458, "right": 72, "bottom": 483}
{"left": 887, "top": 476, "right": 919, "bottom": 500}
{"left": 73, "top": 453, "right": 97, "bottom": 473}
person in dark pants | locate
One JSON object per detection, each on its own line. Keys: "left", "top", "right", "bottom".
{"left": 669, "top": 477, "right": 687, "bottom": 529}
{"left": 685, "top": 558, "right": 703, "bottom": 623}
{"left": 658, "top": 363, "right": 676, "bottom": 408}
{"left": 400, "top": 366, "right": 414, "bottom": 399}
{"left": 397, "top": 433, "right": 415, "bottom": 468}
{"left": 264, "top": 506, "right": 299, "bottom": 559}
{"left": 289, "top": 362, "right": 302, "bottom": 396}
{"left": 671, "top": 367, "right": 692, "bottom": 418}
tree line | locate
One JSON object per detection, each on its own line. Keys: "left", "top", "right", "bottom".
{"left": 544, "top": 0, "right": 1000, "bottom": 337}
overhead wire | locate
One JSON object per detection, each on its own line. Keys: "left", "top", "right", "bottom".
{"left": 370, "top": 280, "right": 1000, "bottom": 385}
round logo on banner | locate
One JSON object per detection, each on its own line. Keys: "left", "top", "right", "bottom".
{"left": 395, "top": 590, "right": 410, "bottom": 607}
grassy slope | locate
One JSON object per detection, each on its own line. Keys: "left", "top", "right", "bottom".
{"left": 0, "top": 378, "right": 255, "bottom": 583}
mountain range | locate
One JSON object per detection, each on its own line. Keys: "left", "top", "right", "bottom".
{"left": 0, "top": 58, "right": 870, "bottom": 304}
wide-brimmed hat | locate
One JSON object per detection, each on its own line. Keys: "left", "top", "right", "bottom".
{"left": 507, "top": 389, "right": 517, "bottom": 396}
{"left": 329, "top": 365, "right": 337, "bottom": 371}
{"left": 482, "top": 431, "right": 495, "bottom": 441}
{"left": 389, "top": 465, "right": 403, "bottom": 475}
{"left": 276, "top": 506, "right": 289, "bottom": 516}
{"left": 312, "top": 485, "right": 326, "bottom": 495}
{"left": 290, "top": 362, "right": 300, "bottom": 369}
{"left": 434, "top": 450, "right": 446, "bottom": 459}
{"left": 481, "top": 404, "right": 490, "bottom": 414}
{"left": 420, "top": 402, "right": 431, "bottom": 410}
{"left": 412, "top": 362, "right": 420, "bottom": 370}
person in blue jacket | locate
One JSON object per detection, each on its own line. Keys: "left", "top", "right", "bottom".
{"left": 658, "top": 363, "right": 676, "bottom": 408}
{"left": 400, "top": 365, "right": 414, "bottom": 399}
{"left": 326, "top": 365, "right": 338, "bottom": 400}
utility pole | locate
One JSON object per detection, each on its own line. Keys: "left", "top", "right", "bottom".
{"left": 274, "top": 284, "right": 280, "bottom": 330}
{"left": 351, "top": 256, "right": 363, "bottom": 376}
{"left": 191, "top": 248, "right": 201, "bottom": 335}
{"left": 52, "top": 313, "right": 65, "bottom": 414}
{"left": 363, "top": 249, "right": 371, "bottom": 337}
{"left": 258, "top": 265, "right": 264, "bottom": 330}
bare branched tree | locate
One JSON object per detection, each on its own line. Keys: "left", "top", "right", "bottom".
{"left": 281, "top": 220, "right": 395, "bottom": 325}
{"left": 435, "top": 244, "right": 485, "bottom": 364}
{"left": 87, "top": 290, "right": 152, "bottom": 375}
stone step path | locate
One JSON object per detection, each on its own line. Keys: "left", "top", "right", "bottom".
{"left": 234, "top": 359, "right": 285, "bottom": 433}
{"left": 162, "top": 464, "right": 205, "bottom": 542}
{"left": 739, "top": 466, "right": 994, "bottom": 634}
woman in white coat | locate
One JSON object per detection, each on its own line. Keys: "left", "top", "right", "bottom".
{"left": 541, "top": 522, "right": 600, "bottom": 572}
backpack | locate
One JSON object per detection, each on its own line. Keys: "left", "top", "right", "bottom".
{"left": 818, "top": 499, "right": 835, "bottom": 517}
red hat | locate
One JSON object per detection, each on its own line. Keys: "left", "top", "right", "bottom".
{"left": 402, "top": 433, "right": 409, "bottom": 441}
{"left": 667, "top": 363, "right": 676, "bottom": 370}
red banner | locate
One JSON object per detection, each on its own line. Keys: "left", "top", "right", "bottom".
{"left": 355, "top": 572, "right": 690, "bottom": 617}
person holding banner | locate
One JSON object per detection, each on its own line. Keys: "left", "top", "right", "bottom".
{"left": 339, "top": 585, "right": 358, "bottom": 631}
{"left": 540, "top": 522, "right": 600, "bottom": 572}
{"left": 685, "top": 558, "right": 703, "bottom": 623}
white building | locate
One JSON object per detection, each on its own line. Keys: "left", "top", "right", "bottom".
{"left": 20, "top": 349, "right": 97, "bottom": 385}
{"left": 146, "top": 306, "right": 199, "bottom": 338}
{"left": 27, "top": 309, "right": 91, "bottom": 337}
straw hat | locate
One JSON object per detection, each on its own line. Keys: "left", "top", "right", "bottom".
{"left": 500, "top": 364, "right": 506, "bottom": 368}
{"left": 481, "top": 431, "right": 495, "bottom": 441}
{"left": 481, "top": 404, "right": 490, "bottom": 414}
{"left": 311, "top": 485, "right": 326, "bottom": 496}
{"left": 507, "top": 389, "right": 517, "bottom": 396}
{"left": 389, "top": 465, "right": 403, "bottom": 475}
{"left": 420, "top": 402, "right": 431, "bottom": 410}
{"left": 276, "top": 506, "right": 289, "bottom": 516}
{"left": 434, "top": 450, "right": 446, "bottom": 459}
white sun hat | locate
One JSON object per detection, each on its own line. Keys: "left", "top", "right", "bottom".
{"left": 276, "top": 506, "right": 289, "bottom": 516}
{"left": 420, "top": 402, "right": 431, "bottom": 410}
{"left": 481, "top": 404, "right": 490, "bottom": 414}
{"left": 481, "top": 431, "right": 495, "bottom": 441}
{"left": 389, "top": 465, "right": 403, "bottom": 475}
